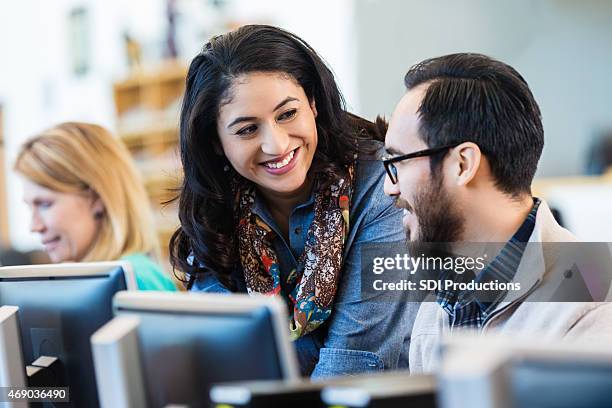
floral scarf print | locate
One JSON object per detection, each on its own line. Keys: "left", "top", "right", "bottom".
{"left": 236, "top": 165, "right": 354, "bottom": 340}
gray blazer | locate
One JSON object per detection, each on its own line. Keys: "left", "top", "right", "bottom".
{"left": 409, "top": 200, "right": 612, "bottom": 373}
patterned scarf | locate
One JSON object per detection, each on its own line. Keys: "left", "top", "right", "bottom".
{"left": 236, "top": 165, "right": 354, "bottom": 340}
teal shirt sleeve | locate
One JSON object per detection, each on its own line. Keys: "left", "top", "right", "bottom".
{"left": 121, "top": 253, "right": 178, "bottom": 291}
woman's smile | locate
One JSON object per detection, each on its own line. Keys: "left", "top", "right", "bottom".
{"left": 260, "top": 146, "right": 300, "bottom": 174}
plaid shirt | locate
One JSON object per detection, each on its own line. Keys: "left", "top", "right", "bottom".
{"left": 436, "top": 198, "right": 541, "bottom": 330}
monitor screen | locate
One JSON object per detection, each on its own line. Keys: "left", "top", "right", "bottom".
{"left": 511, "top": 359, "right": 612, "bottom": 408}
{"left": 135, "top": 308, "right": 283, "bottom": 406}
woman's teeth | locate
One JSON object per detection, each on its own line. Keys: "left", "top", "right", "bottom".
{"left": 264, "top": 149, "right": 295, "bottom": 169}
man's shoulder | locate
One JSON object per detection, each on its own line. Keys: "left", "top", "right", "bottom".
{"left": 566, "top": 302, "right": 612, "bottom": 340}
{"left": 411, "top": 301, "right": 451, "bottom": 340}
{"left": 533, "top": 200, "right": 578, "bottom": 243}
{"left": 497, "top": 301, "right": 611, "bottom": 337}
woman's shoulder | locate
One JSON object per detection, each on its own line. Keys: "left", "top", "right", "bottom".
{"left": 341, "top": 144, "right": 404, "bottom": 256}
{"left": 121, "top": 252, "right": 157, "bottom": 269}
{"left": 352, "top": 141, "right": 386, "bottom": 202}
{"left": 349, "top": 142, "right": 400, "bottom": 226}
{"left": 121, "top": 252, "right": 178, "bottom": 291}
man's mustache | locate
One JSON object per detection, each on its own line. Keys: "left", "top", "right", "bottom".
{"left": 394, "top": 197, "right": 413, "bottom": 213}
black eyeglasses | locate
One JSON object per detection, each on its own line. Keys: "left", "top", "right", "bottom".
{"left": 382, "top": 143, "right": 461, "bottom": 184}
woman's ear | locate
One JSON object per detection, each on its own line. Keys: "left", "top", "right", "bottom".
{"left": 89, "top": 191, "right": 105, "bottom": 219}
{"left": 310, "top": 99, "right": 318, "bottom": 118}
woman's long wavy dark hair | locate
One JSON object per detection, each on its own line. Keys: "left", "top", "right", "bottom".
{"left": 170, "top": 24, "right": 385, "bottom": 290}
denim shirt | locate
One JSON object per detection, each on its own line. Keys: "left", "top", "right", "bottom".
{"left": 191, "top": 151, "right": 419, "bottom": 378}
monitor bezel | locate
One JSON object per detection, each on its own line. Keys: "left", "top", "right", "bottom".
{"left": 0, "top": 305, "right": 27, "bottom": 390}
{"left": 0, "top": 261, "right": 138, "bottom": 290}
{"left": 112, "top": 291, "right": 300, "bottom": 381}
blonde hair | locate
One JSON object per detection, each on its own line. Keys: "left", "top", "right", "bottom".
{"left": 14, "top": 122, "right": 160, "bottom": 262}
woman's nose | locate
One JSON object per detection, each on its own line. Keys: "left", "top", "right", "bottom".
{"left": 260, "top": 124, "right": 290, "bottom": 156}
{"left": 30, "top": 212, "right": 46, "bottom": 233}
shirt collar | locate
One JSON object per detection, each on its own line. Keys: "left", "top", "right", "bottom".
{"left": 436, "top": 197, "right": 541, "bottom": 316}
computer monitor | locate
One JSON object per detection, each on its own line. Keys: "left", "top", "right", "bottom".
{"left": 208, "top": 372, "right": 436, "bottom": 408}
{"left": 0, "top": 305, "right": 27, "bottom": 408}
{"left": 439, "top": 334, "right": 612, "bottom": 408}
{"left": 91, "top": 291, "right": 299, "bottom": 408}
{"left": 0, "top": 261, "right": 136, "bottom": 407}
{"left": 321, "top": 372, "right": 437, "bottom": 408}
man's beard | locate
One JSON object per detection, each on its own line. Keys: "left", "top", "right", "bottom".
{"left": 397, "top": 171, "right": 466, "bottom": 287}
{"left": 400, "top": 170, "right": 465, "bottom": 243}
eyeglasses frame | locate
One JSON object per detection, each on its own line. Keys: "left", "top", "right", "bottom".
{"left": 382, "top": 142, "right": 463, "bottom": 184}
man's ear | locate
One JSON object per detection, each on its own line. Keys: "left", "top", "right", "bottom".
{"left": 447, "top": 142, "right": 482, "bottom": 187}
{"left": 310, "top": 99, "right": 318, "bottom": 118}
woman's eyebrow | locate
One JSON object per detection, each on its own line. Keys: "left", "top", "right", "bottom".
{"left": 273, "top": 96, "right": 299, "bottom": 111}
{"left": 227, "top": 116, "right": 257, "bottom": 129}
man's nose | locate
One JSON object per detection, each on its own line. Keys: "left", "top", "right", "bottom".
{"left": 383, "top": 173, "right": 400, "bottom": 197}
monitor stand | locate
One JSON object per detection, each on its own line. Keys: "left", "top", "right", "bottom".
{"left": 26, "top": 356, "right": 65, "bottom": 387}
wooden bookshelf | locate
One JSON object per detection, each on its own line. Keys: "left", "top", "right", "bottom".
{"left": 113, "top": 61, "right": 187, "bottom": 268}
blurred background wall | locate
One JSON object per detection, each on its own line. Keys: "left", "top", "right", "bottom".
{"left": 1, "top": 0, "right": 611, "bottom": 253}
{"left": 355, "top": 0, "right": 612, "bottom": 178}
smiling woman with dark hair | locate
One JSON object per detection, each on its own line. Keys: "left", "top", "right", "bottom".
{"left": 169, "top": 24, "right": 417, "bottom": 377}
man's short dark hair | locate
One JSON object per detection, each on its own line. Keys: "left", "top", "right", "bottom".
{"left": 404, "top": 53, "right": 544, "bottom": 196}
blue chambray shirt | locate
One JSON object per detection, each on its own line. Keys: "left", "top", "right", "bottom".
{"left": 191, "top": 150, "right": 419, "bottom": 378}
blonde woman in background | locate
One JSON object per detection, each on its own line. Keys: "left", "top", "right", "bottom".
{"left": 14, "top": 122, "right": 176, "bottom": 291}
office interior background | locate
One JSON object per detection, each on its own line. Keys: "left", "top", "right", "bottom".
{"left": 1, "top": 0, "right": 612, "bottom": 266}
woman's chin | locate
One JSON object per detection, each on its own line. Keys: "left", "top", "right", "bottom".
{"left": 47, "top": 250, "right": 70, "bottom": 264}
{"left": 256, "top": 171, "right": 310, "bottom": 197}
{"left": 48, "top": 253, "right": 62, "bottom": 263}
{"left": 259, "top": 183, "right": 307, "bottom": 197}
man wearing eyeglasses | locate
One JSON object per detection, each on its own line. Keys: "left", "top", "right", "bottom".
{"left": 383, "top": 53, "right": 612, "bottom": 373}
